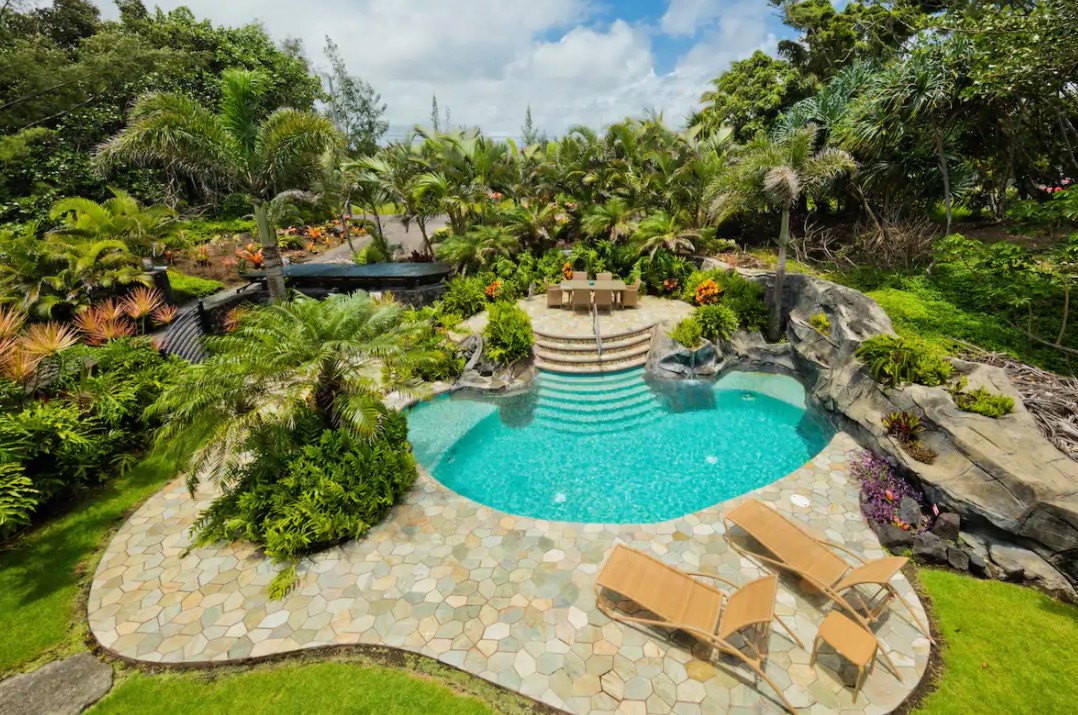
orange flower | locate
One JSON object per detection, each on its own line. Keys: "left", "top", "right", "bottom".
{"left": 562, "top": 262, "right": 573, "bottom": 280}
{"left": 485, "top": 280, "right": 502, "bottom": 298}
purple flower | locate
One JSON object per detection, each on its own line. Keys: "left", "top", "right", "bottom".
{"left": 851, "top": 450, "right": 927, "bottom": 532}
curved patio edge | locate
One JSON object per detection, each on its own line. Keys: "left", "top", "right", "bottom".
{"left": 88, "top": 430, "right": 930, "bottom": 714}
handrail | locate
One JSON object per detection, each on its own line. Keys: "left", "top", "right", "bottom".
{"left": 592, "top": 304, "right": 603, "bottom": 357}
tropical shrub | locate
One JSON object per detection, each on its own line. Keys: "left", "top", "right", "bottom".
{"left": 681, "top": 269, "right": 726, "bottom": 304}
{"left": 695, "top": 304, "right": 738, "bottom": 343}
{"left": 440, "top": 276, "right": 487, "bottom": 318}
{"left": 670, "top": 317, "right": 704, "bottom": 348}
{"left": 948, "top": 378, "right": 1015, "bottom": 418}
{"left": 809, "top": 312, "right": 832, "bottom": 335}
{"left": 855, "top": 334, "right": 953, "bottom": 387}
{"left": 695, "top": 279, "right": 721, "bottom": 305}
{"left": 168, "top": 270, "right": 223, "bottom": 303}
{"left": 483, "top": 302, "right": 533, "bottom": 364}
{"left": 0, "top": 338, "right": 183, "bottom": 535}
{"left": 190, "top": 413, "right": 417, "bottom": 597}
{"left": 851, "top": 450, "right": 926, "bottom": 533}
{"left": 0, "top": 462, "right": 37, "bottom": 536}
{"left": 720, "top": 273, "right": 769, "bottom": 330}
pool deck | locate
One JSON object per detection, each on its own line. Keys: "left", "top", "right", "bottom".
{"left": 88, "top": 430, "right": 929, "bottom": 714}
{"left": 462, "top": 294, "right": 695, "bottom": 338}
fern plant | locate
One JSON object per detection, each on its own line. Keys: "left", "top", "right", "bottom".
{"left": 855, "top": 334, "right": 953, "bottom": 387}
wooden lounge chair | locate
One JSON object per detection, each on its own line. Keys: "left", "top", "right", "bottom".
{"left": 571, "top": 288, "right": 592, "bottom": 313}
{"left": 596, "top": 272, "right": 613, "bottom": 281}
{"left": 572, "top": 271, "right": 587, "bottom": 280}
{"left": 593, "top": 289, "right": 613, "bottom": 314}
{"left": 595, "top": 545, "right": 805, "bottom": 714}
{"left": 723, "top": 499, "right": 931, "bottom": 663}
{"left": 546, "top": 286, "right": 564, "bottom": 308}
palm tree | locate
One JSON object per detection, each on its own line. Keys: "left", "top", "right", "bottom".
{"left": 581, "top": 198, "right": 638, "bottom": 243}
{"left": 501, "top": 202, "right": 559, "bottom": 252}
{"left": 632, "top": 212, "right": 699, "bottom": 259}
{"left": 148, "top": 291, "right": 440, "bottom": 486}
{"left": 709, "top": 127, "right": 855, "bottom": 340}
{"left": 94, "top": 69, "right": 340, "bottom": 299}
{"left": 435, "top": 225, "right": 517, "bottom": 274}
{"left": 39, "top": 236, "right": 148, "bottom": 318}
{"left": 49, "top": 188, "right": 180, "bottom": 258}
{"left": 839, "top": 42, "right": 965, "bottom": 234}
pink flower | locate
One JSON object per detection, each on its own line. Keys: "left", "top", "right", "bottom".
{"left": 932, "top": 503, "right": 940, "bottom": 517}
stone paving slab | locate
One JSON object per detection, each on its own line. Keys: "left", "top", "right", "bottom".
{"left": 88, "top": 432, "right": 928, "bottom": 714}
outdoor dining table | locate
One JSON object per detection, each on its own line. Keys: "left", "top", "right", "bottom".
{"left": 559, "top": 278, "right": 627, "bottom": 293}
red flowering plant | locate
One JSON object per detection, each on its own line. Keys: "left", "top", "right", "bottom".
{"left": 485, "top": 279, "right": 502, "bottom": 299}
{"left": 851, "top": 450, "right": 927, "bottom": 532}
{"left": 662, "top": 278, "right": 679, "bottom": 293}
{"left": 694, "top": 278, "right": 721, "bottom": 305}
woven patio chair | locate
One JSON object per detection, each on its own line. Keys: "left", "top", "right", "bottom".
{"left": 595, "top": 544, "right": 804, "bottom": 714}
{"left": 723, "top": 498, "right": 932, "bottom": 678}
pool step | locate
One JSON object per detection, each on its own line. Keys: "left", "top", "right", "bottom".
{"left": 532, "top": 325, "right": 655, "bottom": 375}
{"left": 536, "top": 390, "right": 655, "bottom": 415}
{"left": 540, "top": 381, "right": 652, "bottom": 403}
{"left": 533, "top": 408, "right": 664, "bottom": 436}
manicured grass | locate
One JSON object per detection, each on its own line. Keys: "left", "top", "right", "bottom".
{"left": 92, "top": 663, "right": 498, "bottom": 715}
{"left": 916, "top": 569, "right": 1078, "bottom": 714}
{"left": 0, "top": 456, "right": 178, "bottom": 673}
{"left": 167, "top": 269, "right": 224, "bottom": 303}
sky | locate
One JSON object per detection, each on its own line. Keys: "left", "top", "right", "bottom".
{"left": 95, "top": 0, "right": 799, "bottom": 140}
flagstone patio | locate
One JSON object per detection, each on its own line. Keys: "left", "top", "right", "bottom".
{"left": 88, "top": 431, "right": 929, "bottom": 714}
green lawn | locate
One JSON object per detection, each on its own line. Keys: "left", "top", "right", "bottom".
{"left": 92, "top": 663, "right": 498, "bottom": 715}
{"left": 916, "top": 569, "right": 1078, "bottom": 714}
{"left": 0, "top": 456, "right": 178, "bottom": 673}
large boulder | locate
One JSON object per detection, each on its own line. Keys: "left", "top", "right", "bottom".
{"left": 646, "top": 334, "right": 722, "bottom": 379}
{"left": 724, "top": 270, "right": 1078, "bottom": 596}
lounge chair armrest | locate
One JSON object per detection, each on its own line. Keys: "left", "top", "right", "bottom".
{"left": 821, "top": 540, "right": 867, "bottom": 564}
{"left": 684, "top": 570, "right": 739, "bottom": 588}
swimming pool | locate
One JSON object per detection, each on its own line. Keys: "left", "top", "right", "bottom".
{"left": 406, "top": 368, "right": 835, "bottom": 524}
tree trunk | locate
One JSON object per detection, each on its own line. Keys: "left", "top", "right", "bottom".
{"left": 253, "top": 201, "right": 286, "bottom": 300}
{"left": 934, "top": 126, "right": 954, "bottom": 236}
{"left": 768, "top": 207, "right": 790, "bottom": 342}
{"left": 1057, "top": 282, "right": 1071, "bottom": 347}
{"left": 342, "top": 201, "right": 356, "bottom": 254}
{"left": 418, "top": 218, "right": 432, "bottom": 258}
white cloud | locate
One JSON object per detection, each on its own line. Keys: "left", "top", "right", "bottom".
{"left": 94, "top": 0, "right": 779, "bottom": 139}
{"left": 661, "top": 0, "right": 726, "bottom": 36}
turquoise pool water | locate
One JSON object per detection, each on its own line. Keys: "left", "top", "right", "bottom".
{"left": 406, "top": 368, "right": 835, "bottom": 524}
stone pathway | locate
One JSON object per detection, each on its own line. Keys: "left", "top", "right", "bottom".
{"left": 88, "top": 430, "right": 928, "bottom": 714}
{"left": 0, "top": 654, "right": 112, "bottom": 715}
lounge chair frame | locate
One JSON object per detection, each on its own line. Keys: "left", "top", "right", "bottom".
{"left": 722, "top": 499, "right": 932, "bottom": 679}
{"left": 595, "top": 545, "right": 805, "bottom": 713}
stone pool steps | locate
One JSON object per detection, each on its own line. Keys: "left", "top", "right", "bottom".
{"left": 535, "top": 389, "right": 655, "bottom": 415}
{"left": 533, "top": 368, "right": 664, "bottom": 434}
{"left": 532, "top": 325, "right": 655, "bottom": 374}
{"left": 533, "top": 405, "right": 663, "bottom": 436}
